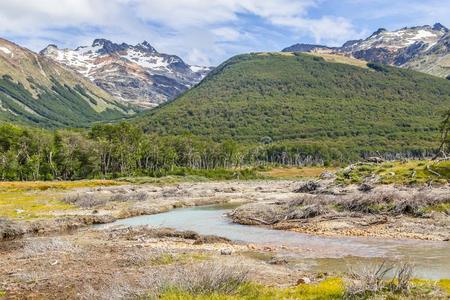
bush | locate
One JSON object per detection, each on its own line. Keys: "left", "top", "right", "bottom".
{"left": 345, "top": 261, "right": 415, "bottom": 298}
{"left": 157, "top": 262, "right": 248, "bottom": 296}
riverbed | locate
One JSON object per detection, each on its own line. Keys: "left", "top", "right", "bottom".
{"left": 109, "top": 203, "right": 450, "bottom": 279}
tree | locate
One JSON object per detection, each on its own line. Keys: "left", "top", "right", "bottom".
{"left": 434, "top": 110, "right": 450, "bottom": 159}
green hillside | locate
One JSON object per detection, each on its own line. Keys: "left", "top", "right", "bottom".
{"left": 0, "top": 38, "right": 134, "bottom": 128}
{"left": 138, "top": 52, "right": 450, "bottom": 157}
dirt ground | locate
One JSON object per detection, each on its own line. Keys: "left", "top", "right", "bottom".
{"left": 0, "top": 179, "right": 449, "bottom": 298}
{"left": 0, "top": 226, "right": 314, "bottom": 299}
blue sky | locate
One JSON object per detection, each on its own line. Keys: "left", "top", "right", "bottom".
{"left": 0, "top": 0, "right": 448, "bottom": 66}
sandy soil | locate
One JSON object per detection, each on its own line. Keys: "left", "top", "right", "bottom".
{"left": 0, "top": 180, "right": 449, "bottom": 298}
{"left": 0, "top": 226, "right": 313, "bottom": 299}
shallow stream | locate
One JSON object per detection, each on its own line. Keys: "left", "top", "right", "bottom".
{"left": 111, "top": 203, "right": 450, "bottom": 279}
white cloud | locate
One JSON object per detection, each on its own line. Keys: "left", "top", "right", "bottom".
{"left": 271, "top": 16, "right": 365, "bottom": 46}
{"left": 0, "top": 0, "right": 365, "bottom": 65}
{"left": 212, "top": 27, "right": 241, "bottom": 41}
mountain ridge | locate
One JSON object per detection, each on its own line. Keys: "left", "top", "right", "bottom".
{"left": 41, "top": 39, "right": 213, "bottom": 107}
{"left": 0, "top": 38, "right": 133, "bottom": 127}
{"left": 282, "top": 23, "right": 450, "bottom": 78}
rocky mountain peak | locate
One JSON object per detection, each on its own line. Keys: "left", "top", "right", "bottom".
{"left": 282, "top": 43, "right": 334, "bottom": 52}
{"left": 369, "top": 28, "right": 387, "bottom": 38}
{"left": 135, "top": 41, "right": 157, "bottom": 53}
{"left": 282, "top": 23, "right": 450, "bottom": 78}
{"left": 433, "top": 23, "right": 449, "bottom": 32}
{"left": 92, "top": 38, "right": 129, "bottom": 55}
{"left": 40, "top": 38, "right": 213, "bottom": 108}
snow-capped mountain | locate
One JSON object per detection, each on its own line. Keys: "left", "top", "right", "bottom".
{"left": 0, "top": 38, "right": 132, "bottom": 127}
{"left": 282, "top": 23, "right": 450, "bottom": 78}
{"left": 41, "top": 39, "right": 213, "bottom": 107}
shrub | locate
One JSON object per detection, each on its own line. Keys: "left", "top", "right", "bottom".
{"left": 157, "top": 262, "right": 248, "bottom": 296}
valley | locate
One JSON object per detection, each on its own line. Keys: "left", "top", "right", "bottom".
{"left": 0, "top": 168, "right": 449, "bottom": 299}
{"left": 0, "top": 10, "right": 449, "bottom": 299}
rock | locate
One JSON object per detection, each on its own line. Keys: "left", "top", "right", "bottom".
{"left": 294, "top": 181, "right": 320, "bottom": 193}
{"left": 193, "top": 235, "right": 231, "bottom": 245}
{"left": 297, "top": 277, "right": 311, "bottom": 285}
{"left": 268, "top": 257, "right": 288, "bottom": 265}
{"left": 358, "top": 183, "right": 374, "bottom": 192}
{"left": 248, "top": 243, "right": 257, "bottom": 250}
{"left": 320, "top": 172, "right": 335, "bottom": 180}
{"left": 220, "top": 248, "right": 233, "bottom": 255}
{"left": 367, "top": 157, "right": 385, "bottom": 163}
{"left": 263, "top": 246, "right": 275, "bottom": 252}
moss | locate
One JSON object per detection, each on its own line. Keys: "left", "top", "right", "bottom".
{"left": 337, "top": 160, "right": 450, "bottom": 185}
{"left": 0, "top": 291, "right": 5, "bottom": 298}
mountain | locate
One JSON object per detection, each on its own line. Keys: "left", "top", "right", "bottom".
{"left": 0, "top": 38, "right": 133, "bottom": 128}
{"left": 282, "top": 43, "right": 335, "bottom": 53}
{"left": 136, "top": 52, "right": 450, "bottom": 157}
{"left": 282, "top": 23, "right": 450, "bottom": 78}
{"left": 41, "top": 39, "right": 212, "bottom": 108}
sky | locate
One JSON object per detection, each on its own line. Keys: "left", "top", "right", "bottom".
{"left": 0, "top": 0, "right": 449, "bottom": 66}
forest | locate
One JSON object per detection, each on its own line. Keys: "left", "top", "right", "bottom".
{"left": 0, "top": 116, "right": 448, "bottom": 181}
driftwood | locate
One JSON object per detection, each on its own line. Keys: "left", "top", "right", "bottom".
{"left": 426, "top": 165, "right": 443, "bottom": 177}
{"left": 246, "top": 217, "right": 277, "bottom": 225}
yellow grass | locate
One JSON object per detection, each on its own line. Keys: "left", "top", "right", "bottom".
{"left": 0, "top": 180, "right": 121, "bottom": 220}
{"left": 0, "top": 190, "right": 74, "bottom": 219}
{"left": 256, "top": 52, "right": 295, "bottom": 57}
{"left": 259, "top": 167, "right": 336, "bottom": 178}
{"left": 0, "top": 180, "right": 120, "bottom": 192}
{"left": 307, "top": 52, "right": 369, "bottom": 68}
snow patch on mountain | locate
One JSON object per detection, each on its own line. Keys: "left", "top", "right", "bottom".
{"left": 0, "top": 46, "right": 12, "bottom": 55}
{"left": 282, "top": 23, "right": 450, "bottom": 78}
{"left": 41, "top": 40, "right": 212, "bottom": 107}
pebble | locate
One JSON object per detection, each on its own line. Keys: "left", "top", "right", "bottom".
{"left": 296, "top": 277, "right": 311, "bottom": 285}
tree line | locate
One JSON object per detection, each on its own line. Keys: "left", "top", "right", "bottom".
{"left": 0, "top": 120, "right": 443, "bottom": 181}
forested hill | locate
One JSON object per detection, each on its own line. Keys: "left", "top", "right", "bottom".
{"left": 137, "top": 52, "right": 450, "bottom": 155}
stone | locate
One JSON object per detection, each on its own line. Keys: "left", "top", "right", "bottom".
{"left": 320, "top": 171, "right": 335, "bottom": 179}
{"left": 268, "top": 257, "right": 288, "bottom": 265}
{"left": 358, "top": 183, "right": 374, "bottom": 192}
{"left": 294, "top": 181, "right": 320, "bottom": 193}
{"left": 220, "top": 248, "right": 233, "bottom": 255}
{"left": 297, "top": 277, "right": 311, "bottom": 285}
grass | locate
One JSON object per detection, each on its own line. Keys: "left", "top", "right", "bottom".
{"left": 258, "top": 166, "right": 336, "bottom": 179}
{"left": 149, "top": 253, "right": 210, "bottom": 266}
{"left": 159, "top": 277, "right": 450, "bottom": 300}
{"left": 160, "top": 277, "right": 344, "bottom": 300}
{"left": 438, "top": 279, "right": 450, "bottom": 294}
{"left": 337, "top": 160, "right": 450, "bottom": 185}
{"left": 0, "top": 190, "right": 74, "bottom": 220}
{"left": 307, "top": 52, "right": 369, "bottom": 69}
{"left": 0, "top": 291, "right": 5, "bottom": 298}
{"left": 0, "top": 180, "right": 120, "bottom": 192}
{"left": 0, "top": 180, "right": 121, "bottom": 220}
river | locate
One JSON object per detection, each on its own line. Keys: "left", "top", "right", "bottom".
{"left": 109, "top": 203, "right": 450, "bottom": 279}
